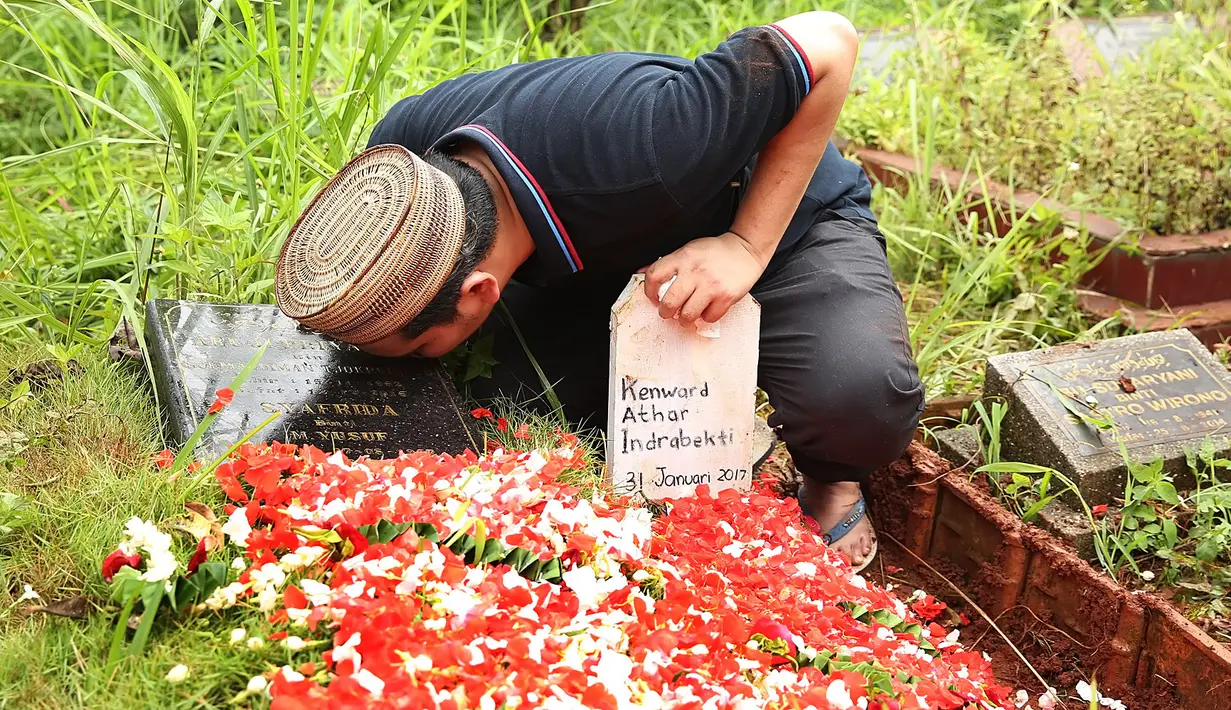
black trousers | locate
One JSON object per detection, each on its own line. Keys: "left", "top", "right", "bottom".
{"left": 468, "top": 213, "right": 925, "bottom": 483}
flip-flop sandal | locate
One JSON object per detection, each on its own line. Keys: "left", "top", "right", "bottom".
{"left": 802, "top": 495, "right": 879, "bottom": 574}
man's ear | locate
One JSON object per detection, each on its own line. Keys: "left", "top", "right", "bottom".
{"left": 457, "top": 270, "right": 501, "bottom": 315}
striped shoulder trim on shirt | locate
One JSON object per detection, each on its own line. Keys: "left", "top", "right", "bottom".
{"left": 451, "top": 124, "right": 584, "bottom": 273}
{"left": 766, "top": 24, "right": 813, "bottom": 94}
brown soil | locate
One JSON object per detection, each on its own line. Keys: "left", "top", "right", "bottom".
{"left": 5, "top": 358, "right": 84, "bottom": 389}
{"left": 874, "top": 542, "right": 1182, "bottom": 710}
{"left": 758, "top": 443, "right": 801, "bottom": 495}
{"left": 862, "top": 455, "right": 917, "bottom": 542}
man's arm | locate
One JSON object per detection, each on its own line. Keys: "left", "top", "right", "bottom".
{"left": 645, "top": 12, "right": 859, "bottom": 325}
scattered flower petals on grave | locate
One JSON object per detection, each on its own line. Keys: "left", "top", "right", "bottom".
{"left": 116, "top": 516, "right": 179, "bottom": 584}
{"left": 470, "top": 407, "right": 493, "bottom": 419}
{"left": 909, "top": 592, "right": 948, "bottom": 622}
{"left": 154, "top": 449, "right": 175, "bottom": 470}
{"left": 103, "top": 441, "right": 1014, "bottom": 708}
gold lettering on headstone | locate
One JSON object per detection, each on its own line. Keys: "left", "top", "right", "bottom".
{"left": 1036, "top": 343, "right": 1231, "bottom": 454}
{"left": 260, "top": 401, "right": 400, "bottom": 417}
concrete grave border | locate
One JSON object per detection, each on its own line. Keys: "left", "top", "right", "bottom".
{"left": 846, "top": 142, "right": 1231, "bottom": 346}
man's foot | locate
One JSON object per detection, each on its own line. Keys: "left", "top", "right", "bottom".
{"left": 798, "top": 479, "right": 877, "bottom": 571}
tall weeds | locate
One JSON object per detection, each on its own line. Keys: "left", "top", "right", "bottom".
{"left": 0, "top": 0, "right": 1120, "bottom": 391}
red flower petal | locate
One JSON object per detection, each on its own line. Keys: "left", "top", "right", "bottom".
{"left": 513, "top": 423, "right": 530, "bottom": 440}
{"left": 284, "top": 584, "right": 308, "bottom": 610}
{"left": 1092, "top": 504, "right": 1109, "bottom": 518}
{"left": 208, "top": 387, "right": 234, "bottom": 415}
{"left": 750, "top": 616, "right": 798, "bottom": 658}
{"left": 470, "top": 407, "right": 493, "bottom": 420}
{"left": 496, "top": 417, "right": 508, "bottom": 432}
{"left": 334, "top": 523, "right": 368, "bottom": 557}
{"left": 214, "top": 462, "right": 249, "bottom": 503}
{"left": 910, "top": 594, "right": 948, "bottom": 621}
{"left": 153, "top": 449, "right": 175, "bottom": 470}
{"left": 186, "top": 538, "right": 209, "bottom": 576}
{"left": 102, "top": 549, "right": 142, "bottom": 582}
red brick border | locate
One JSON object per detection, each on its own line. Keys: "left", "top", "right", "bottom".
{"left": 870, "top": 444, "right": 1231, "bottom": 704}
{"left": 847, "top": 145, "right": 1231, "bottom": 345}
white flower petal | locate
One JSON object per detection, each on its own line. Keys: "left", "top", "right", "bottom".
{"left": 221, "top": 510, "right": 252, "bottom": 548}
{"left": 826, "top": 679, "right": 854, "bottom": 710}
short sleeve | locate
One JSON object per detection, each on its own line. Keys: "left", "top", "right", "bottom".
{"left": 651, "top": 25, "right": 813, "bottom": 208}
{"left": 367, "top": 95, "right": 431, "bottom": 153}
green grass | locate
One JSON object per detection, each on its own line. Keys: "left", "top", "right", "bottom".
{"left": 840, "top": 4, "right": 1231, "bottom": 235}
{"left": 1, "top": 612, "right": 286, "bottom": 708}
{"left": 0, "top": 346, "right": 286, "bottom": 708}
{"left": 886, "top": 192, "right": 1110, "bottom": 398}
{"left": 0, "top": 0, "right": 1167, "bottom": 382}
{"left": 0, "top": 0, "right": 1189, "bottom": 353}
{"left": 865, "top": 83, "right": 1120, "bottom": 398}
{"left": 0, "top": 349, "right": 165, "bottom": 595}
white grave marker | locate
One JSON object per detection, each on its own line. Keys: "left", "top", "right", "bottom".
{"left": 607, "top": 274, "right": 761, "bottom": 500}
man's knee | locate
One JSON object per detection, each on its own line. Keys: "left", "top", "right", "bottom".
{"left": 773, "top": 349, "right": 924, "bottom": 473}
{"left": 849, "top": 372, "right": 924, "bottom": 468}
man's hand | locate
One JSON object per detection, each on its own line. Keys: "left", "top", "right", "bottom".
{"left": 643, "top": 232, "right": 767, "bottom": 326}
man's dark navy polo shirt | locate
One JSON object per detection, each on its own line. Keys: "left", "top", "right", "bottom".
{"left": 367, "top": 25, "right": 875, "bottom": 287}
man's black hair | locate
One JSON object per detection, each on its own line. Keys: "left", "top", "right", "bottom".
{"left": 402, "top": 150, "right": 498, "bottom": 339}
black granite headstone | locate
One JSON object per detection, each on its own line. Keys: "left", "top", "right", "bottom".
{"left": 145, "top": 300, "right": 478, "bottom": 459}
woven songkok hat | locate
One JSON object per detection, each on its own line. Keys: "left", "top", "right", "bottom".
{"left": 275, "top": 145, "right": 466, "bottom": 345}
